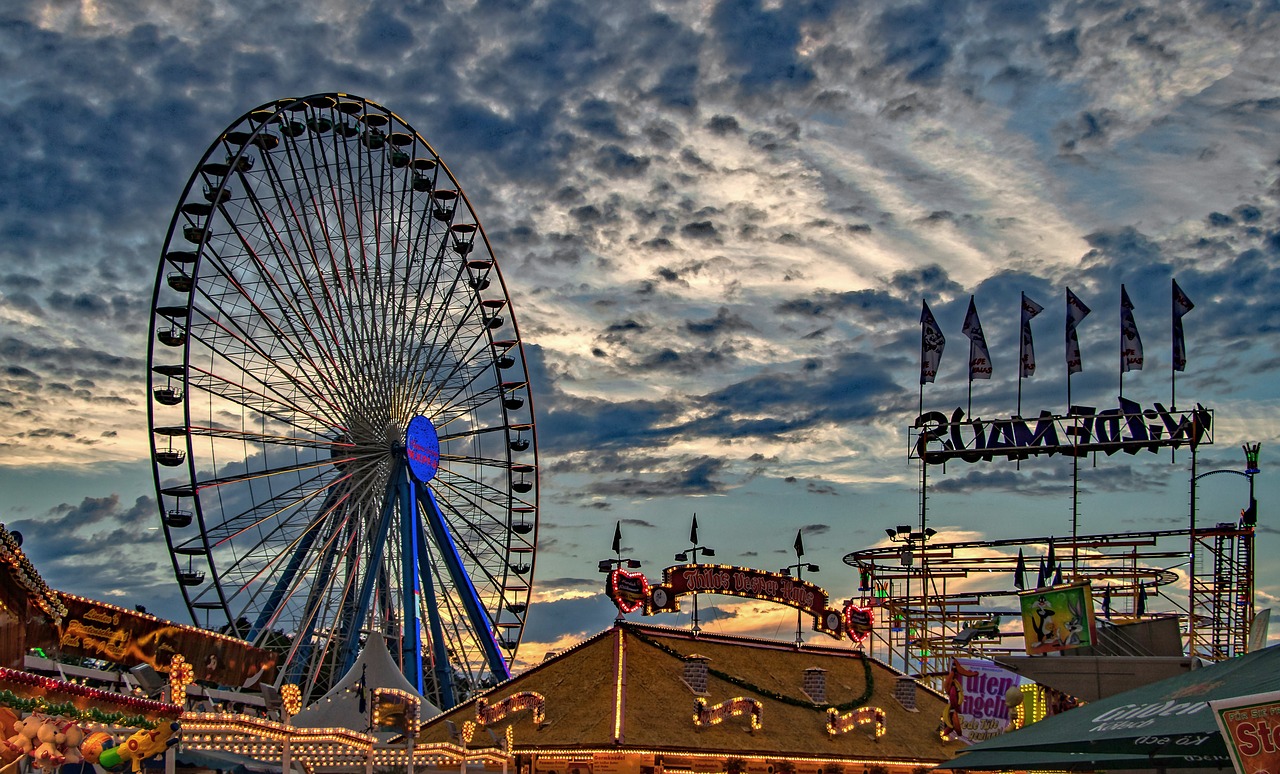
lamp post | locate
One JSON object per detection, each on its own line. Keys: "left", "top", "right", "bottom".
{"left": 676, "top": 514, "right": 715, "bottom": 633}
{"left": 781, "top": 529, "right": 819, "bottom": 647}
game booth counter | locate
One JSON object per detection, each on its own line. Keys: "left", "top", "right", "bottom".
{"left": 0, "top": 524, "right": 292, "bottom": 774}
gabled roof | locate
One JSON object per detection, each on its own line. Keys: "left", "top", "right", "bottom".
{"left": 292, "top": 634, "right": 442, "bottom": 732}
{"left": 417, "top": 622, "right": 957, "bottom": 764}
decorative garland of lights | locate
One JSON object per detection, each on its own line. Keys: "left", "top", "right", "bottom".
{"left": 168, "top": 655, "right": 195, "bottom": 704}
{"left": 0, "top": 667, "right": 179, "bottom": 727}
{"left": 280, "top": 684, "right": 302, "bottom": 718}
{"left": 630, "top": 631, "right": 874, "bottom": 712}
{"left": 826, "top": 706, "right": 885, "bottom": 739}
{"left": 694, "top": 697, "right": 762, "bottom": 732}
{"left": 0, "top": 527, "right": 68, "bottom": 624}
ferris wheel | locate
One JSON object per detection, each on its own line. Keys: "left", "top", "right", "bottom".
{"left": 146, "top": 93, "right": 538, "bottom": 707}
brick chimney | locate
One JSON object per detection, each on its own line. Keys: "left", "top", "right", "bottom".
{"left": 894, "top": 675, "right": 919, "bottom": 711}
{"left": 803, "top": 667, "right": 828, "bottom": 704}
{"left": 682, "top": 654, "right": 709, "bottom": 695}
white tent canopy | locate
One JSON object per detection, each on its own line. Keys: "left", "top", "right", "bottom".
{"left": 290, "top": 636, "right": 442, "bottom": 734}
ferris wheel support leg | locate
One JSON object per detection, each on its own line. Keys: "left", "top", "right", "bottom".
{"left": 422, "top": 487, "right": 511, "bottom": 681}
{"left": 340, "top": 470, "right": 399, "bottom": 674}
{"left": 399, "top": 470, "right": 425, "bottom": 693}
{"left": 416, "top": 505, "right": 456, "bottom": 709}
{"left": 248, "top": 490, "right": 337, "bottom": 642}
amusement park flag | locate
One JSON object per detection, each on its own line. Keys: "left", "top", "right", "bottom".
{"left": 1065, "top": 287, "right": 1090, "bottom": 375}
{"left": 920, "top": 300, "right": 945, "bottom": 384}
{"left": 1019, "top": 292, "right": 1044, "bottom": 378}
{"left": 963, "top": 296, "right": 992, "bottom": 380}
{"left": 794, "top": 528, "right": 806, "bottom": 557}
{"left": 1013, "top": 549, "right": 1027, "bottom": 591}
{"left": 1173, "top": 279, "right": 1195, "bottom": 372}
{"left": 1120, "top": 284, "right": 1144, "bottom": 372}
{"left": 612, "top": 521, "right": 622, "bottom": 553}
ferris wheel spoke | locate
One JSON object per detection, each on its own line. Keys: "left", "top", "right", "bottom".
{"left": 185, "top": 285, "right": 342, "bottom": 422}
{"left": 196, "top": 467, "right": 348, "bottom": 548}
{"left": 186, "top": 364, "right": 346, "bottom": 438}
{"left": 218, "top": 165, "right": 363, "bottom": 411}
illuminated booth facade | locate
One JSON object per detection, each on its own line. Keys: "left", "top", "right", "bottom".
{"left": 416, "top": 622, "right": 956, "bottom": 774}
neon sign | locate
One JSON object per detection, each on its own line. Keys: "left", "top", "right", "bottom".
{"left": 645, "top": 564, "right": 845, "bottom": 639}
{"left": 911, "top": 399, "right": 1212, "bottom": 464}
{"left": 605, "top": 569, "right": 650, "bottom": 614}
{"left": 843, "top": 603, "right": 874, "bottom": 643}
{"left": 405, "top": 415, "right": 441, "bottom": 482}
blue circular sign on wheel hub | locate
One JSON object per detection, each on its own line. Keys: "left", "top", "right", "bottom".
{"left": 405, "top": 415, "right": 440, "bottom": 483}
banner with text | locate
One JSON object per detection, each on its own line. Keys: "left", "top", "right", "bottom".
{"left": 1212, "top": 690, "right": 1280, "bottom": 774}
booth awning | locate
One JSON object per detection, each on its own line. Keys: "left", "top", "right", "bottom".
{"left": 939, "top": 643, "right": 1280, "bottom": 770}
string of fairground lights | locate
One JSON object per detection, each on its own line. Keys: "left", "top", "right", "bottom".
{"left": 0, "top": 667, "right": 178, "bottom": 728}
{"left": 629, "top": 630, "right": 875, "bottom": 712}
{"left": 0, "top": 527, "right": 68, "bottom": 623}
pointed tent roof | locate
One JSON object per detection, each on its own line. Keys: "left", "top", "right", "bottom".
{"left": 417, "top": 621, "right": 957, "bottom": 765}
{"left": 291, "top": 635, "right": 441, "bottom": 732}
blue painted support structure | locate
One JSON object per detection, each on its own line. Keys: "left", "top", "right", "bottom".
{"left": 339, "top": 464, "right": 398, "bottom": 675}
{"left": 422, "top": 487, "right": 510, "bottom": 680}
{"left": 398, "top": 467, "right": 425, "bottom": 692}
{"left": 417, "top": 499, "right": 455, "bottom": 708}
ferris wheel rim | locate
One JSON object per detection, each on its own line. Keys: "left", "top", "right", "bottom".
{"left": 146, "top": 93, "right": 539, "bottom": 700}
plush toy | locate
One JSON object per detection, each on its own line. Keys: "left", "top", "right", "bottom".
{"left": 3, "top": 715, "right": 42, "bottom": 757}
{"left": 77, "top": 732, "right": 114, "bottom": 766}
{"left": 31, "top": 716, "right": 67, "bottom": 772}
{"left": 96, "top": 722, "right": 179, "bottom": 773}
{"left": 0, "top": 708, "right": 21, "bottom": 765}
{"left": 59, "top": 721, "right": 85, "bottom": 765}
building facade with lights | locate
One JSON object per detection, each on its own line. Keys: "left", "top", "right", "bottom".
{"left": 416, "top": 622, "right": 956, "bottom": 774}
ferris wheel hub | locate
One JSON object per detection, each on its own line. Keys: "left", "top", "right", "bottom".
{"left": 406, "top": 414, "right": 441, "bottom": 483}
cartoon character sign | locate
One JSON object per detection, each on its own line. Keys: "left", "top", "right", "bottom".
{"left": 1019, "top": 582, "right": 1097, "bottom": 655}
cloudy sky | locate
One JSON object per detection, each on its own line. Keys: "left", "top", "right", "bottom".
{"left": 2, "top": 0, "right": 1279, "bottom": 669}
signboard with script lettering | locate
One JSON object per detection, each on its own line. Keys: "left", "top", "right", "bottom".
{"left": 644, "top": 564, "right": 844, "bottom": 639}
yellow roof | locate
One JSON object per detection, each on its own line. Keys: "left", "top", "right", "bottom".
{"left": 418, "top": 622, "right": 957, "bottom": 764}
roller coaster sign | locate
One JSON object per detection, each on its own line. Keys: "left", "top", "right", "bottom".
{"left": 911, "top": 399, "right": 1212, "bottom": 464}
{"left": 644, "top": 563, "right": 845, "bottom": 639}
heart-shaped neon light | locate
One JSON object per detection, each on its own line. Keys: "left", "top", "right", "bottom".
{"left": 607, "top": 569, "right": 650, "bottom": 614}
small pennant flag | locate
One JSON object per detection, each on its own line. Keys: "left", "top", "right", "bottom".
{"left": 1052, "top": 566, "right": 1064, "bottom": 586}
{"left": 962, "top": 296, "right": 992, "bottom": 380}
{"left": 1172, "top": 279, "right": 1194, "bottom": 372}
{"left": 1066, "top": 288, "right": 1091, "bottom": 375}
{"left": 1120, "top": 284, "right": 1144, "bottom": 372}
{"left": 690, "top": 513, "right": 699, "bottom": 544}
{"left": 1035, "top": 557, "right": 1047, "bottom": 589}
{"left": 1046, "top": 537, "right": 1057, "bottom": 575}
{"left": 920, "top": 300, "right": 946, "bottom": 384}
{"left": 1101, "top": 586, "right": 1112, "bottom": 620}
{"left": 1020, "top": 292, "right": 1044, "bottom": 378}
{"left": 794, "top": 528, "right": 805, "bottom": 558}
{"left": 1014, "top": 548, "right": 1027, "bottom": 591}
{"left": 612, "top": 521, "right": 622, "bottom": 554}
{"left": 1137, "top": 585, "right": 1148, "bottom": 616}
